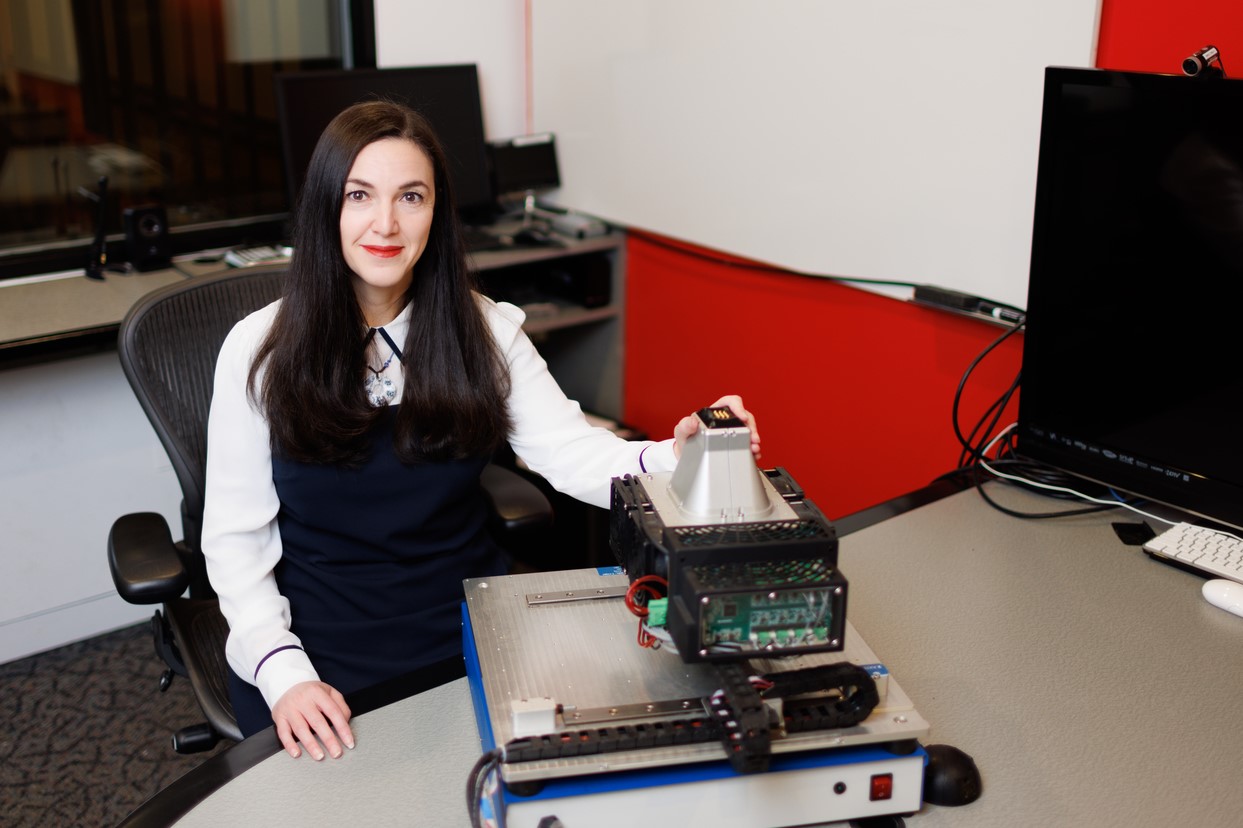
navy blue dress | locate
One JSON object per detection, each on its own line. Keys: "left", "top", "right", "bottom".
{"left": 229, "top": 406, "right": 508, "bottom": 735}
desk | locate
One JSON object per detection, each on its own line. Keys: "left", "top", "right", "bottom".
{"left": 118, "top": 479, "right": 1243, "bottom": 826}
{"left": 0, "top": 268, "right": 190, "bottom": 354}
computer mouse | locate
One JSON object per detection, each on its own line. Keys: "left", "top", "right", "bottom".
{"left": 1202, "top": 579, "right": 1243, "bottom": 618}
{"left": 922, "top": 743, "right": 982, "bottom": 806}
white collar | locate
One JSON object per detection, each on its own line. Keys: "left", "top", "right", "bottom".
{"left": 370, "top": 300, "right": 412, "bottom": 347}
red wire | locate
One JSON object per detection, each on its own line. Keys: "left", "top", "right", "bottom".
{"left": 637, "top": 618, "right": 654, "bottom": 647}
{"left": 625, "top": 575, "right": 668, "bottom": 647}
{"left": 624, "top": 575, "right": 667, "bottom": 617}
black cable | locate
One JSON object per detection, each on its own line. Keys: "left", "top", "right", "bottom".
{"left": 957, "top": 357, "right": 1018, "bottom": 469}
{"left": 629, "top": 229, "right": 923, "bottom": 290}
{"left": 990, "top": 458, "right": 1084, "bottom": 490}
{"left": 957, "top": 369, "right": 1022, "bottom": 470}
{"left": 945, "top": 315, "right": 1128, "bottom": 519}
{"left": 951, "top": 317, "right": 1026, "bottom": 465}
{"left": 466, "top": 748, "right": 504, "bottom": 828}
{"left": 970, "top": 461, "right": 1119, "bottom": 519}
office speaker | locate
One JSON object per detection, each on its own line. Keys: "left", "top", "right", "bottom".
{"left": 123, "top": 204, "right": 172, "bottom": 271}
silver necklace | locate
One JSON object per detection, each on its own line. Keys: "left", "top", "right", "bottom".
{"left": 364, "top": 327, "right": 402, "bottom": 407}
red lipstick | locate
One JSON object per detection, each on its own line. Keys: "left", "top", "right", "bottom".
{"left": 362, "top": 245, "right": 402, "bottom": 258}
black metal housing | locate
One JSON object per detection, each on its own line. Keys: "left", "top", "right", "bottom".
{"left": 610, "top": 467, "right": 848, "bottom": 663}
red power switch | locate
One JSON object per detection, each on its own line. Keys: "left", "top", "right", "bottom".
{"left": 869, "top": 773, "right": 894, "bottom": 801}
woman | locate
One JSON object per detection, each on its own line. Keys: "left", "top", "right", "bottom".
{"left": 201, "top": 100, "right": 759, "bottom": 761}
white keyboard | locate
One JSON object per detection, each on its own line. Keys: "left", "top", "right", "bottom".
{"left": 224, "top": 244, "right": 292, "bottom": 268}
{"left": 1143, "top": 522, "right": 1243, "bottom": 583}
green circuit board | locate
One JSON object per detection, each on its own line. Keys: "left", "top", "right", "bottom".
{"left": 701, "top": 587, "right": 835, "bottom": 649}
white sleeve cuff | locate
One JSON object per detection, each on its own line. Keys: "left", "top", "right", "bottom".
{"left": 253, "top": 646, "right": 321, "bottom": 710}
{"left": 640, "top": 439, "right": 678, "bottom": 474}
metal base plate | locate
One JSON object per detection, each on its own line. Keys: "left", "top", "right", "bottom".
{"left": 464, "top": 568, "right": 929, "bottom": 784}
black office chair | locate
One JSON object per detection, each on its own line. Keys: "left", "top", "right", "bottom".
{"left": 107, "top": 265, "right": 553, "bottom": 753}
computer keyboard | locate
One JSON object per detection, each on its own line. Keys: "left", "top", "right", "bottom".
{"left": 1143, "top": 521, "right": 1243, "bottom": 583}
{"left": 224, "top": 244, "right": 292, "bottom": 268}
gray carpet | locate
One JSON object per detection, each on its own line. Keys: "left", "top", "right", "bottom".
{"left": 0, "top": 622, "right": 229, "bottom": 827}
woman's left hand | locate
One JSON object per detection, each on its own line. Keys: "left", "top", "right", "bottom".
{"left": 672, "top": 394, "right": 760, "bottom": 459}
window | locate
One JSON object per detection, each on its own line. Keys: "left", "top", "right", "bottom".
{"left": 0, "top": 0, "right": 375, "bottom": 279}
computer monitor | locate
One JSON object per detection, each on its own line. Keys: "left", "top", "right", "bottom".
{"left": 488, "top": 133, "right": 561, "bottom": 199}
{"left": 274, "top": 64, "right": 495, "bottom": 223}
{"left": 1016, "top": 66, "right": 1243, "bottom": 531}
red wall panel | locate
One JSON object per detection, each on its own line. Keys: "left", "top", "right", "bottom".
{"left": 621, "top": 233, "right": 1022, "bottom": 518}
{"left": 1098, "top": 0, "right": 1240, "bottom": 74}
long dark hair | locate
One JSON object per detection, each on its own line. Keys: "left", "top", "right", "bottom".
{"left": 249, "top": 100, "right": 511, "bottom": 465}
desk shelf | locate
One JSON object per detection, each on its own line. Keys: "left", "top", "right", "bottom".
{"left": 475, "top": 232, "right": 626, "bottom": 420}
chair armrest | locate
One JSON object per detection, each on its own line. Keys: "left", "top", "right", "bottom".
{"left": 480, "top": 464, "right": 554, "bottom": 535}
{"left": 108, "top": 512, "right": 191, "bottom": 604}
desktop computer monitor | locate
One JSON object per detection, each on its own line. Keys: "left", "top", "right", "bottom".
{"left": 488, "top": 133, "right": 561, "bottom": 199}
{"left": 1016, "top": 66, "right": 1243, "bottom": 531}
{"left": 274, "top": 64, "right": 495, "bottom": 224}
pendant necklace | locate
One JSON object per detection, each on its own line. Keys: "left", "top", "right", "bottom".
{"left": 364, "top": 327, "right": 403, "bottom": 407}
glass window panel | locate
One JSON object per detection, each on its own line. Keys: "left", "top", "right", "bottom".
{"left": 0, "top": 0, "right": 363, "bottom": 277}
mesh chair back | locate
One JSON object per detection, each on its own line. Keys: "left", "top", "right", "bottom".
{"left": 117, "top": 267, "right": 286, "bottom": 552}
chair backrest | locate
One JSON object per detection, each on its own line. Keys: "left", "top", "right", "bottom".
{"left": 117, "top": 266, "right": 286, "bottom": 562}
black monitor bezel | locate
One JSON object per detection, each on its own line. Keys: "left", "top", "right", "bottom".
{"left": 1016, "top": 65, "right": 1243, "bottom": 532}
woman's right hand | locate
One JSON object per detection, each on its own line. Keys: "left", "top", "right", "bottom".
{"left": 272, "top": 680, "right": 355, "bottom": 760}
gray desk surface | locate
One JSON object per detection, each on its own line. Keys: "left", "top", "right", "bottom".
{"left": 138, "top": 482, "right": 1243, "bottom": 827}
{"left": 839, "top": 484, "right": 1243, "bottom": 826}
{"left": 0, "top": 266, "right": 192, "bottom": 350}
{"left": 173, "top": 678, "right": 479, "bottom": 828}
{"left": 0, "top": 234, "right": 625, "bottom": 355}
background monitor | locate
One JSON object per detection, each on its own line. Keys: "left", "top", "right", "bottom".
{"left": 488, "top": 133, "right": 561, "bottom": 198}
{"left": 275, "top": 64, "right": 495, "bottom": 224}
{"left": 1016, "top": 66, "right": 1243, "bottom": 531}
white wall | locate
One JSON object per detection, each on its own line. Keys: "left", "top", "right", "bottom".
{"left": 0, "top": 352, "right": 181, "bottom": 662}
{"left": 528, "top": 0, "right": 1101, "bottom": 309}
{"left": 374, "top": 0, "right": 529, "bottom": 141}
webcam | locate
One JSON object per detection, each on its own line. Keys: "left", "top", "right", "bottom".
{"left": 1183, "top": 45, "right": 1224, "bottom": 78}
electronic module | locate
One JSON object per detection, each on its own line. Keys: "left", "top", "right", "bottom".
{"left": 610, "top": 406, "right": 848, "bottom": 664}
